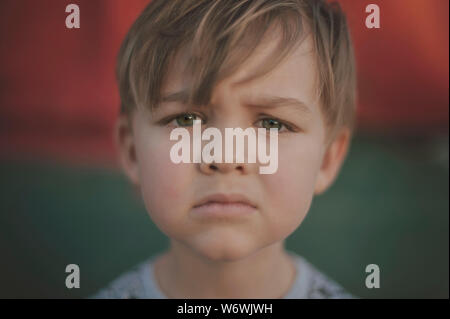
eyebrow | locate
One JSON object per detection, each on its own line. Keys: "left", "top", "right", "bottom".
{"left": 161, "top": 90, "right": 311, "bottom": 114}
{"left": 243, "top": 95, "right": 312, "bottom": 114}
{"left": 161, "top": 89, "right": 189, "bottom": 104}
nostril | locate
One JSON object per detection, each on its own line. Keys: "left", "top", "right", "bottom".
{"left": 205, "top": 163, "right": 245, "bottom": 172}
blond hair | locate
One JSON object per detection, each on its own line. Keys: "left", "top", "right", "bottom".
{"left": 117, "top": 0, "right": 357, "bottom": 141}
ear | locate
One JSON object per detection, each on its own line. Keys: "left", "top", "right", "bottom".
{"left": 115, "top": 114, "right": 140, "bottom": 186}
{"left": 314, "top": 127, "right": 351, "bottom": 195}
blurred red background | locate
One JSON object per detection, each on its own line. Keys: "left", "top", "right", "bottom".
{"left": 0, "top": 0, "right": 448, "bottom": 166}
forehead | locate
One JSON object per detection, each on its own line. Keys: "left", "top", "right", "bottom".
{"left": 161, "top": 28, "right": 319, "bottom": 112}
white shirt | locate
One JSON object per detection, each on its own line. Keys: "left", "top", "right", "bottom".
{"left": 91, "top": 251, "right": 355, "bottom": 299}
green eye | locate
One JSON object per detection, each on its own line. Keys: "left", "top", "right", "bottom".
{"left": 175, "top": 113, "right": 199, "bottom": 127}
{"left": 261, "top": 118, "right": 284, "bottom": 130}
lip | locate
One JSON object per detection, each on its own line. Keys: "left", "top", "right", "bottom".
{"left": 191, "top": 193, "right": 257, "bottom": 218}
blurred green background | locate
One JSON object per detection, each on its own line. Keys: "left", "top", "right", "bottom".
{"left": 1, "top": 133, "right": 448, "bottom": 299}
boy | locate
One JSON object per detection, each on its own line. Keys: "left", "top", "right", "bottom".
{"left": 93, "top": 0, "right": 357, "bottom": 299}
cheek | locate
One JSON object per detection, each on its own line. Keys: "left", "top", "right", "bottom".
{"left": 134, "top": 129, "right": 195, "bottom": 233}
{"left": 261, "top": 135, "right": 324, "bottom": 236}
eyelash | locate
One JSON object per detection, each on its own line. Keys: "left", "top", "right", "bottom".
{"left": 255, "top": 115, "right": 296, "bottom": 133}
{"left": 160, "top": 112, "right": 206, "bottom": 127}
{"left": 159, "top": 112, "right": 298, "bottom": 133}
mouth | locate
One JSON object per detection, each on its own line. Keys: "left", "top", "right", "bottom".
{"left": 191, "top": 193, "right": 257, "bottom": 218}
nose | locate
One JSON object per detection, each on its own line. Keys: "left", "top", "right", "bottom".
{"left": 195, "top": 118, "right": 259, "bottom": 175}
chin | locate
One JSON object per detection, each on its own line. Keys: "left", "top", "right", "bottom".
{"left": 194, "top": 236, "right": 255, "bottom": 263}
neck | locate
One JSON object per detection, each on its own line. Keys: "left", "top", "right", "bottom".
{"left": 154, "top": 240, "right": 297, "bottom": 299}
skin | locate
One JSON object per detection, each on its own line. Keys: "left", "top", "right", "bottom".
{"left": 116, "top": 26, "right": 351, "bottom": 298}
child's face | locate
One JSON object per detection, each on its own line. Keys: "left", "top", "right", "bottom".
{"left": 117, "top": 31, "right": 350, "bottom": 261}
